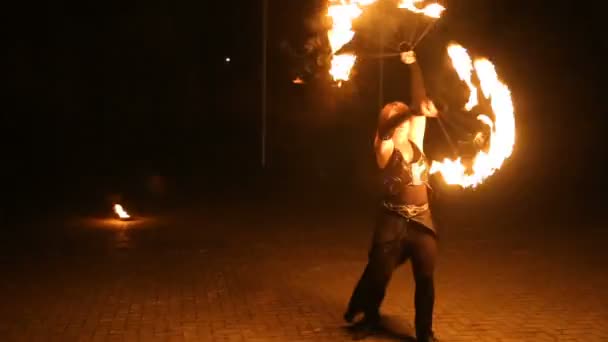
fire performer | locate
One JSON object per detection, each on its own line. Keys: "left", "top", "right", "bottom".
{"left": 344, "top": 49, "right": 440, "bottom": 342}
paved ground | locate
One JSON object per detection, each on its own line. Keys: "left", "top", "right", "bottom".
{"left": 1, "top": 193, "right": 607, "bottom": 342}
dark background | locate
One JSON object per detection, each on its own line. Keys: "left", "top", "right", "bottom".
{"left": 3, "top": 0, "right": 606, "bottom": 225}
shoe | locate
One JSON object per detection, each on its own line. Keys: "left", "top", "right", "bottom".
{"left": 363, "top": 312, "right": 381, "bottom": 326}
{"left": 349, "top": 315, "right": 382, "bottom": 341}
{"left": 417, "top": 332, "right": 439, "bottom": 342}
{"left": 343, "top": 308, "right": 359, "bottom": 323}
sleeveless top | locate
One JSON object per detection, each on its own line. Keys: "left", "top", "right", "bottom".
{"left": 381, "top": 140, "right": 435, "bottom": 233}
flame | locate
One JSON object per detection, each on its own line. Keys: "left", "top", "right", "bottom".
{"left": 446, "top": 44, "right": 478, "bottom": 110}
{"left": 293, "top": 77, "right": 304, "bottom": 84}
{"left": 326, "top": 1, "right": 377, "bottom": 85}
{"left": 398, "top": 0, "right": 446, "bottom": 18}
{"left": 330, "top": 54, "right": 357, "bottom": 86}
{"left": 113, "top": 204, "right": 130, "bottom": 219}
{"left": 430, "top": 43, "right": 515, "bottom": 188}
{"left": 326, "top": 0, "right": 444, "bottom": 86}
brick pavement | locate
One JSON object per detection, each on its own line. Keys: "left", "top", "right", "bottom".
{"left": 0, "top": 199, "right": 607, "bottom": 341}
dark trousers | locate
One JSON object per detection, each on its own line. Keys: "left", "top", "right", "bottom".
{"left": 346, "top": 209, "right": 438, "bottom": 338}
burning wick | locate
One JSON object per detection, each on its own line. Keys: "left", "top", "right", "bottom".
{"left": 113, "top": 204, "right": 130, "bottom": 220}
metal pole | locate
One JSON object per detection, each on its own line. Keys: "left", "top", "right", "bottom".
{"left": 411, "top": 21, "right": 435, "bottom": 50}
{"left": 261, "top": 0, "right": 268, "bottom": 168}
{"left": 378, "top": 27, "right": 384, "bottom": 109}
{"left": 437, "top": 117, "right": 458, "bottom": 157}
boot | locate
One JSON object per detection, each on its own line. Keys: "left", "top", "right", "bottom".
{"left": 417, "top": 331, "right": 439, "bottom": 342}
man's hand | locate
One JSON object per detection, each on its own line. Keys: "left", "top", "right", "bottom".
{"left": 420, "top": 99, "right": 438, "bottom": 117}
{"left": 401, "top": 50, "right": 417, "bottom": 65}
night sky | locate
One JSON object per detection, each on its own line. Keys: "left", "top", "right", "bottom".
{"left": 4, "top": 0, "right": 607, "bottom": 221}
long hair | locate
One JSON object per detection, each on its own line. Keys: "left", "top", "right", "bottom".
{"left": 379, "top": 101, "right": 409, "bottom": 127}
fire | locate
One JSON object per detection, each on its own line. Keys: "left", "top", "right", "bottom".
{"left": 330, "top": 54, "right": 357, "bottom": 86}
{"left": 429, "top": 43, "right": 515, "bottom": 188}
{"left": 326, "top": 1, "right": 375, "bottom": 85}
{"left": 446, "top": 44, "right": 478, "bottom": 110}
{"left": 293, "top": 77, "right": 305, "bottom": 84}
{"left": 326, "top": 0, "right": 445, "bottom": 86}
{"left": 322, "top": 3, "right": 512, "bottom": 187}
{"left": 398, "top": 0, "right": 445, "bottom": 18}
{"left": 113, "top": 204, "right": 130, "bottom": 220}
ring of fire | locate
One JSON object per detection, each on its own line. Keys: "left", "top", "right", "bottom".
{"left": 325, "top": 0, "right": 515, "bottom": 188}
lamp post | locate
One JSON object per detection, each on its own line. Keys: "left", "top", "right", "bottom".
{"left": 261, "top": 0, "right": 268, "bottom": 168}
{"left": 378, "top": 25, "right": 384, "bottom": 109}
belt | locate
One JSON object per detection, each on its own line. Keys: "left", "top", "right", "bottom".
{"left": 383, "top": 201, "right": 429, "bottom": 219}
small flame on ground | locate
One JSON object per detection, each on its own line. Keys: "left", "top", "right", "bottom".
{"left": 113, "top": 204, "right": 130, "bottom": 220}
{"left": 429, "top": 43, "right": 515, "bottom": 188}
{"left": 293, "top": 77, "right": 305, "bottom": 84}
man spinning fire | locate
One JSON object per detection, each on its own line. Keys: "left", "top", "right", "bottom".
{"left": 344, "top": 49, "right": 440, "bottom": 342}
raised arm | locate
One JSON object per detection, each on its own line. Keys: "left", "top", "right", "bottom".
{"left": 401, "top": 51, "right": 437, "bottom": 151}
{"left": 405, "top": 51, "right": 427, "bottom": 109}
{"left": 374, "top": 103, "right": 410, "bottom": 169}
{"left": 374, "top": 51, "right": 438, "bottom": 169}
